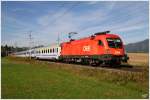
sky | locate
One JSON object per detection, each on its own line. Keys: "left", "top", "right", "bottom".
{"left": 1, "top": 1, "right": 149, "bottom": 47}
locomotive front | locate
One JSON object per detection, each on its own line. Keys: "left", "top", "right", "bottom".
{"left": 97, "top": 33, "right": 129, "bottom": 65}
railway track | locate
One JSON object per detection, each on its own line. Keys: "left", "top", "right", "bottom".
{"left": 98, "top": 65, "right": 145, "bottom": 73}
{"left": 39, "top": 60, "right": 145, "bottom": 73}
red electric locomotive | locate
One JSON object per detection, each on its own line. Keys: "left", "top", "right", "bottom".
{"left": 60, "top": 31, "right": 129, "bottom": 65}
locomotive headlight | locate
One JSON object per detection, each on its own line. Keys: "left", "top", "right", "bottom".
{"left": 115, "top": 51, "right": 120, "bottom": 54}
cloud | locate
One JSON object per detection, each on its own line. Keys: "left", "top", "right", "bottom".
{"left": 2, "top": 13, "right": 35, "bottom": 31}
{"left": 86, "top": 1, "right": 100, "bottom": 5}
{"left": 2, "top": 1, "right": 148, "bottom": 47}
{"left": 111, "top": 15, "right": 148, "bottom": 32}
{"left": 79, "top": 14, "right": 148, "bottom": 37}
{"left": 112, "top": 24, "right": 147, "bottom": 33}
{"left": 28, "top": 2, "right": 149, "bottom": 45}
{"left": 37, "top": 9, "right": 66, "bottom": 26}
{"left": 36, "top": 6, "right": 110, "bottom": 32}
{"left": 34, "top": 6, "right": 112, "bottom": 45}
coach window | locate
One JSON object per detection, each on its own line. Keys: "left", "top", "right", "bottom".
{"left": 50, "top": 49, "right": 52, "bottom": 53}
{"left": 53, "top": 48, "right": 54, "bottom": 53}
{"left": 57, "top": 48, "right": 58, "bottom": 52}
{"left": 98, "top": 40, "right": 103, "bottom": 46}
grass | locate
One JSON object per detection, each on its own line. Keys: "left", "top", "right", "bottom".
{"left": 1, "top": 56, "right": 149, "bottom": 99}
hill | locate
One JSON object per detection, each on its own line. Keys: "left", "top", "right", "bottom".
{"left": 125, "top": 39, "right": 149, "bottom": 53}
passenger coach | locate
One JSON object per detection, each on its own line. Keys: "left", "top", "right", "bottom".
{"left": 14, "top": 44, "right": 61, "bottom": 60}
{"left": 35, "top": 44, "right": 61, "bottom": 60}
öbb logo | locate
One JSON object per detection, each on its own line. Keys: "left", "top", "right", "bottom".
{"left": 83, "top": 45, "right": 90, "bottom": 51}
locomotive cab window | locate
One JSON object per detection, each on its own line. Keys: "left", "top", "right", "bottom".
{"left": 107, "top": 38, "right": 122, "bottom": 48}
{"left": 98, "top": 40, "right": 103, "bottom": 46}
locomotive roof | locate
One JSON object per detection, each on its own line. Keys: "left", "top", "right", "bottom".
{"left": 63, "top": 33, "right": 120, "bottom": 44}
{"left": 35, "top": 44, "right": 60, "bottom": 49}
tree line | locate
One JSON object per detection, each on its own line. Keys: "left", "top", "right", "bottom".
{"left": 1, "top": 45, "right": 28, "bottom": 57}
{"left": 1, "top": 45, "right": 45, "bottom": 57}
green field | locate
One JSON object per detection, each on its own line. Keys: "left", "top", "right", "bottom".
{"left": 1, "top": 56, "right": 149, "bottom": 99}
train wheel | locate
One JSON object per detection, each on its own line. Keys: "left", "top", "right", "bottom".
{"left": 89, "top": 59, "right": 100, "bottom": 66}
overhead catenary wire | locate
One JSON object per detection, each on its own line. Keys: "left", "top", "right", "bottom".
{"left": 77, "top": 3, "right": 148, "bottom": 37}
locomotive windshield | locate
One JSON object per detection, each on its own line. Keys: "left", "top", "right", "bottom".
{"left": 106, "top": 38, "right": 122, "bottom": 48}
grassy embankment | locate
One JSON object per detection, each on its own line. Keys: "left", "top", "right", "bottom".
{"left": 1, "top": 53, "right": 149, "bottom": 99}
